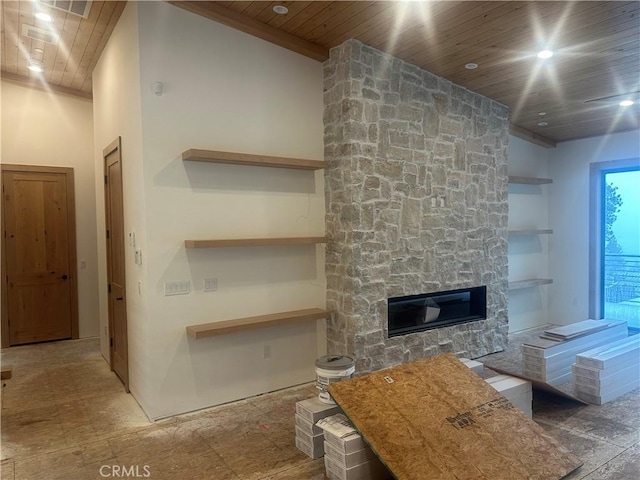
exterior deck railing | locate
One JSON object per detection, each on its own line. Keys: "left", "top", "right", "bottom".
{"left": 604, "top": 254, "right": 640, "bottom": 303}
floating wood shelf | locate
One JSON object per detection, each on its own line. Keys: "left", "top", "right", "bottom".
{"left": 508, "top": 176, "right": 553, "bottom": 185}
{"left": 508, "top": 229, "right": 553, "bottom": 235}
{"left": 186, "top": 308, "right": 331, "bottom": 339}
{"left": 182, "top": 149, "right": 327, "bottom": 170}
{"left": 509, "top": 278, "right": 553, "bottom": 290}
{"left": 184, "top": 237, "right": 327, "bottom": 248}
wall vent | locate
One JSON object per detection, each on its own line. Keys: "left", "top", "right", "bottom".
{"left": 40, "top": 0, "right": 92, "bottom": 19}
{"left": 22, "top": 24, "right": 59, "bottom": 45}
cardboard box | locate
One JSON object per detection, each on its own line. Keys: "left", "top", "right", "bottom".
{"left": 295, "top": 397, "right": 341, "bottom": 423}
{"left": 295, "top": 413, "right": 323, "bottom": 436}
{"left": 295, "top": 436, "right": 324, "bottom": 459}
{"left": 323, "top": 430, "right": 368, "bottom": 454}
{"left": 324, "top": 441, "right": 376, "bottom": 468}
{"left": 324, "top": 454, "right": 388, "bottom": 480}
{"left": 295, "top": 425, "right": 324, "bottom": 450}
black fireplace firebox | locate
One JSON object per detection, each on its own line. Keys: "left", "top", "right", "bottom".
{"left": 387, "top": 286, "right": 486, "bottom": 337}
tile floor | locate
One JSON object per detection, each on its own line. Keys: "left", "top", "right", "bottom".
{"left": 1, "top": 335, "right": 638, "bottom": 480}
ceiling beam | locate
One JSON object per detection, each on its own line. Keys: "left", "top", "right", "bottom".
{"left": 1, "top": 72, "right": 92, "bottom": 100}
{"left": 168, "top": 1, "right": 329, "bottom": 62}
{"left": 509, "top": 124, "right": 557, "bottom": 149}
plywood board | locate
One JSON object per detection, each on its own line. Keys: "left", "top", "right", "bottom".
{"left": 328, "top": 353, "right": 582, "bottom": 480}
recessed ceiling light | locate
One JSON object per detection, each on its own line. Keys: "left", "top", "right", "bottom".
{"left": 33, "top": 47, "right": 44, "bottom": 54}
{"left": 464, "top": 62, "right": 478, "bottom": 70}
{"left": 273, "top": 5, "right": 288, "bottom": 15}
{"left": 619, "top": 100, "right": 634, "bottom": 107}
{"left": 538, "top": 112, "right": 546, "bottom": 116}
{"left": 28, "top": 61, "right": 43, "bottom": 73}
{"left": 537, "top": 121, "right": 549, "bottom": 127}
{"left": 537, "top": 50, "right": 554, "bottom": 59}
{"left": 35, "top": 12, "right": 53, "bottom": 22}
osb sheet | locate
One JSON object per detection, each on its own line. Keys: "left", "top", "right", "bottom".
{"left": 328, "top": 353, "right": 582, "bottom": 480}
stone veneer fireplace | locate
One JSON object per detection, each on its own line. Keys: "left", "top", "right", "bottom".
{"left": 323, "top": 40, "right": 510, "bottom": 374}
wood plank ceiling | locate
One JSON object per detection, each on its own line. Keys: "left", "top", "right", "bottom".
{"left": 1, "top": 0, "right": 125, "bottom": 99}
{"left": 2, "top": 1, "right": 638, "bottom": 143}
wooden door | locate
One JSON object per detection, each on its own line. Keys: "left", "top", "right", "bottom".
{"left": 104, "top": 137, "right": 129, "bottom": 391}
{"left": 1, "top": 165, "right": 78, "bottom": 347}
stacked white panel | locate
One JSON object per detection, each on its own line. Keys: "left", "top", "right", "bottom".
{"left": 485, "top": 374, "right": 533, "bottom": 418}
{"left": 521, "top": 320, "right": 628, "bottom": 385}
{"left": 573, "top": 336, "right": 640, "bottom": 405}
{"left": 459, "top": 357, "right": 484, "bottom": 376}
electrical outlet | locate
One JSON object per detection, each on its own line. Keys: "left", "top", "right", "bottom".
{"left": 263, "top": 345, "right": 272, "bottom": 359}
{"left": 164, "top": 280, "right": 190, "bottom": 296}
{"left": 204, "top": 278, "right": 218, "bottom": 292}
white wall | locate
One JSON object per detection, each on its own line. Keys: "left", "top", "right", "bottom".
{"left": 549, "top": 130, "right": 640, "bottom": 325}
{"left": 92, "top": 2, "right": 148, "bottom": 391}
{"left": 1, "top": 80, "right": 99, "bottom": 338}
{"left": 507, "top": 135, "right": 552, "bottom": 332}
{"left": 93, "top": 1, "right": 325, "bottom": 419}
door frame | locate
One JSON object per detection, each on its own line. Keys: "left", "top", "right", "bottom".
{"left": 1, "top": 164, "right": 79, "bottom": 348}
{"left": 103, "top": 137, "right": 129, "bottom": 391}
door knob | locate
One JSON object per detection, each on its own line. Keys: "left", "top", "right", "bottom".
{"left": 58, "top": 274, "right": 68, "bottom": 280}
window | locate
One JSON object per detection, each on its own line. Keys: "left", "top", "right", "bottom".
{"left": 601, "top": 168, "right": 640, "bottom": 330}
{"left": 590, "top": 159, "right": 640, "bottom": 332}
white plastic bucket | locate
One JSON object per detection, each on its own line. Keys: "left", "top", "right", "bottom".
{"left": 315, "top": 355, "right": 355, "bottom": 404}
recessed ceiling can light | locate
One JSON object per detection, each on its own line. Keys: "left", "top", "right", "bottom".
{"left": 537, "top": 121, "right": 549, "bottom": 127}
{"left": 34, "top": 47, "right": 44, "bottom": 54}
{"left": 537, "top": 50, "right": 554, "bottom": 59}
{"left": 35, "top": 12, "right": 53, "bottom": 22}
{"left": 619, "top": 100, "right": 634, "bottom": 107}
{"left": 464, "top": 62, "right": 478, "bottom": 70}
{"left": 28, "top": 61, "right": 43, "bottom": 73}
{"left": 273, "top": 5, "right": 289, "bottom": 15}
{"left": 538, "top": 112, "right": 546, "bottom": 116}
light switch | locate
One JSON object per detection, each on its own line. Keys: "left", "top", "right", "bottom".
{"left": 164, "top": 280, "right": 190, "bottom": 296}
{"left": 204, "top": 278, "right": 218, "bottom": 292}
{"left": 135, "top": 249, "right": 143, "bottom": 265}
